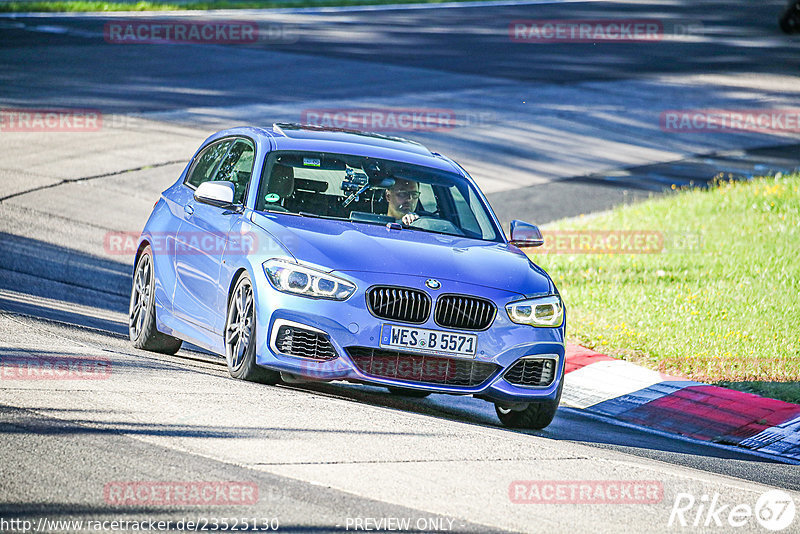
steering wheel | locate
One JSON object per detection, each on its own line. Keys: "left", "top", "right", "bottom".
{"left": 408, "top": 214, "right": 432, "bottom": 226}
{"left": 408, "top": 216, "right": 464, "bottom": 236}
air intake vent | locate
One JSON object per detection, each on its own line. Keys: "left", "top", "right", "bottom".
{"left": 275, "top": 325, "right": 338, "bottom": 361}
{"left": 346, "top": 347, "right": 498, "bottom": 388}
{"left": 434, "top": 295, "right": 496, "bottom": 330}
{"left": 367, "top": 286, "right": 431, "bottom": 324}
{"left": 504, "top": 357, "right": 556, "bottom": 387}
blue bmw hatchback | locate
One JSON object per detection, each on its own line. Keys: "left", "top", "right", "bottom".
{"left": 130, "top": 124, "right": 566, "bottom": 429}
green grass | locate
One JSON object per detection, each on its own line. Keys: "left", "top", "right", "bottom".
{"left": 0, "top": 0, "right": 482, "bottom": 12}
{"left": 529, "top": 173, "right": 800, "bottom": 403}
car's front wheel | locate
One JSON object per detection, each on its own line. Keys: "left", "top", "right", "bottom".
{"left": 225, "top": 273, "right": 280, "bottom": 384}
{"left": 494, "top": 379, "right": 563, "bottom": 430}
{"left": 129, "top": 246, "right": 183, "bottom": 355}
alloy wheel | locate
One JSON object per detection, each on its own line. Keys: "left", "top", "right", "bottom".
{"left": 129, "top": 254, "right": 152, "bottom": 340}
{"left": 226, "top": 279, "right": 254, "bottom": 371}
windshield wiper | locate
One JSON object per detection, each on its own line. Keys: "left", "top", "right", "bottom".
{"left": 348, "top": 218, "right": 391, "bottom": 228}
{"left": 260, "top": 209, "right": 349, "bottom": 222}
{"left": 402, "top": 226, "right": 464, "bottom": 239}
{"left": 298, "top": 212, "right": 350, "bottom": 222}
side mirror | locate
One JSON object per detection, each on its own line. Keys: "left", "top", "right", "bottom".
{"left": 509, "top": 220, "right": 544, "bottom": 247}
{"left": 194, "top": 181, "right": 235, "bottom": 207}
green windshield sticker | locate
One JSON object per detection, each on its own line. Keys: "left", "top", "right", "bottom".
{"left": 264, "top": 193, "right": 280, "bottom": 203}
{"left": 303, "top": 157, "right": 321, "bottom": 167}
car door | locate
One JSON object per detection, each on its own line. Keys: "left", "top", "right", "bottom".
{"left": 173, "top": 137, "right": 255, "bottom": 333}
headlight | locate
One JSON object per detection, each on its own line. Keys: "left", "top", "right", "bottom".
{"left": 506, "top": 295, "right": 563, "bottom": 327}
{"left": 263, "top": 259, "right": 356, "bottom": 300}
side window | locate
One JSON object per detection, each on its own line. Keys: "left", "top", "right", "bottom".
{"left": 418, "top": 183, "right": 437, "bottom": 214}
{"left": 467, "top": 187, "right": 496, "bottom": 239}
{"left": 214, "top": 139, "right": 255, "bottom": 204}
{"left": 186, "top": 139, "right": 233, "bottom": 189}
{"left": 451, "top": 185, "right": 495, "bottom": 239}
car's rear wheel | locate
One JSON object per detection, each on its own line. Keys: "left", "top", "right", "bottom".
{"left": 494, "top": 379, "right": 563, "bottom": 430}
{"left": 129, "top": 246, "right": 183, "bottom": 355}
{"left": 386, "top": 387, "right": 431, "bottom": 398}
{"left": 225, "top": 273, "right": 280, "bottom": 384}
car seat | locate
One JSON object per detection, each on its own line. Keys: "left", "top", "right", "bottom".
{"left": 264, "top": 164, "right": 294, "bottom": 211}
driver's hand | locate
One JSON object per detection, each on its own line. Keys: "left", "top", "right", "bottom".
{"left": 401, "top": 213, "right": 419, "bottom": 225}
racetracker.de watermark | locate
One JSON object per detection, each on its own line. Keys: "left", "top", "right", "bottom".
{"left": 509, "top": 19, "right": 703, "bottom": 42}
{"left": 348, "top": 356, "right": 460, "bottom": 383}
{"left": 104, "top": 231, "right": 273, "bottom": 257}
{"left": 104, "top": 481, "right": 259, "bottom": 506}
{"left": 0, "top": 109, "right": 102, "bottom": 132}
{"left": 661, "top": 109, "right": 800, "bottom": 134}
{"left": 509, "top": 480, "right": 663, "bottom": 504}
{"left": 301, "top": 108, "right": 460, "bottom": 132}
{"left": 104, "top": 20, "right": 297, "bottom": 44}
{"left": 282, "top": 353, "right": 472, "bottom": 384}
{"left": 1, "top": 356, "right": 112, "bottom": 380}
{"left": 0, "top": 110, "right": 170, "bottom": 132}
{"left": 532, "top": 230, "right": 703, "bottom": 254}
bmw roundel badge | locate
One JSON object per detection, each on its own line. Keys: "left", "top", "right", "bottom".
{"left": 425, "top": 279, "right": 441, "bottom": 290}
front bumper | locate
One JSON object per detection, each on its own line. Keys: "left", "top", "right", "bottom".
{"left": 251, "top": 270, "right": 565, "bottom": 403}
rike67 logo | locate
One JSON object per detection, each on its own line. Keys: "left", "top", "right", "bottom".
{"left": 668, "top": 490, "right": 796, "bottom": 531}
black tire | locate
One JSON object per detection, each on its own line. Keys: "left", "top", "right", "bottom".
{"left": 495, "top": 378, "right": 563, "bottom": 430}
{"left": 387, "top": 387, "right": 431, "bottom": 398}
{"left": 224, "top": 273, "right": 280, "bottom": 384}
{"left": 129, "top": 246, "right": 183, "bottom": 355}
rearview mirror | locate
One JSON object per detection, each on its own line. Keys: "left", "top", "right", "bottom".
{"left": 509, "top": 220, "right": 544, "bottom": 247}
{"left": 194, "top": 181, "right": 235, "bottom": 207}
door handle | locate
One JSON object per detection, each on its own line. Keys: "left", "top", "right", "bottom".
{"left": 184, "top": 204, "right": 194, "bottom": 216}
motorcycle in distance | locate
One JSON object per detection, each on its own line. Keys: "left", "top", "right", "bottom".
{"left": 780, "top": 0, "right": 800, "bottom": 33}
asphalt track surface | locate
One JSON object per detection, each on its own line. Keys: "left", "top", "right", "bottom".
{"left": 1, "top": 1, "right": 800, "bottom": 532}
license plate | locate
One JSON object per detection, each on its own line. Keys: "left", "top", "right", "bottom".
{"left": 379, "top": 324, "right": 477, "bottom": 358}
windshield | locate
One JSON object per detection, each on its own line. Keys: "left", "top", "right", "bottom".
{"left": 255, "top": 151, "right": 502, "bottom": 242}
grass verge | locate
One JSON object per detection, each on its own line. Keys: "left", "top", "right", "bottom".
{"left": 0, "top": 0, "right": 483, "bottom": 13}
{"left": 529, "top": 173, "right": 800, "bottom": 404}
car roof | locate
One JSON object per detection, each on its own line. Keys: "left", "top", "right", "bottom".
{"left": 212, "top": 124, "right": 462, "bottom": 175}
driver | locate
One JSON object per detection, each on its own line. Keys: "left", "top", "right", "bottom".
{"left": 385, "top": 178, "right": 421, "bottom": 225}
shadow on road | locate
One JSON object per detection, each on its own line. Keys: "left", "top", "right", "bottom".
{"left": 0, "top": 232, "right": 130, "bottom": 309}
{"left": 277, "top": 381, "right": 788, "bottom": 464}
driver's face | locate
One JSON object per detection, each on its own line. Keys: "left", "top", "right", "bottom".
{"left": 386, "top": 181, "right": 420, "bottom": 216}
